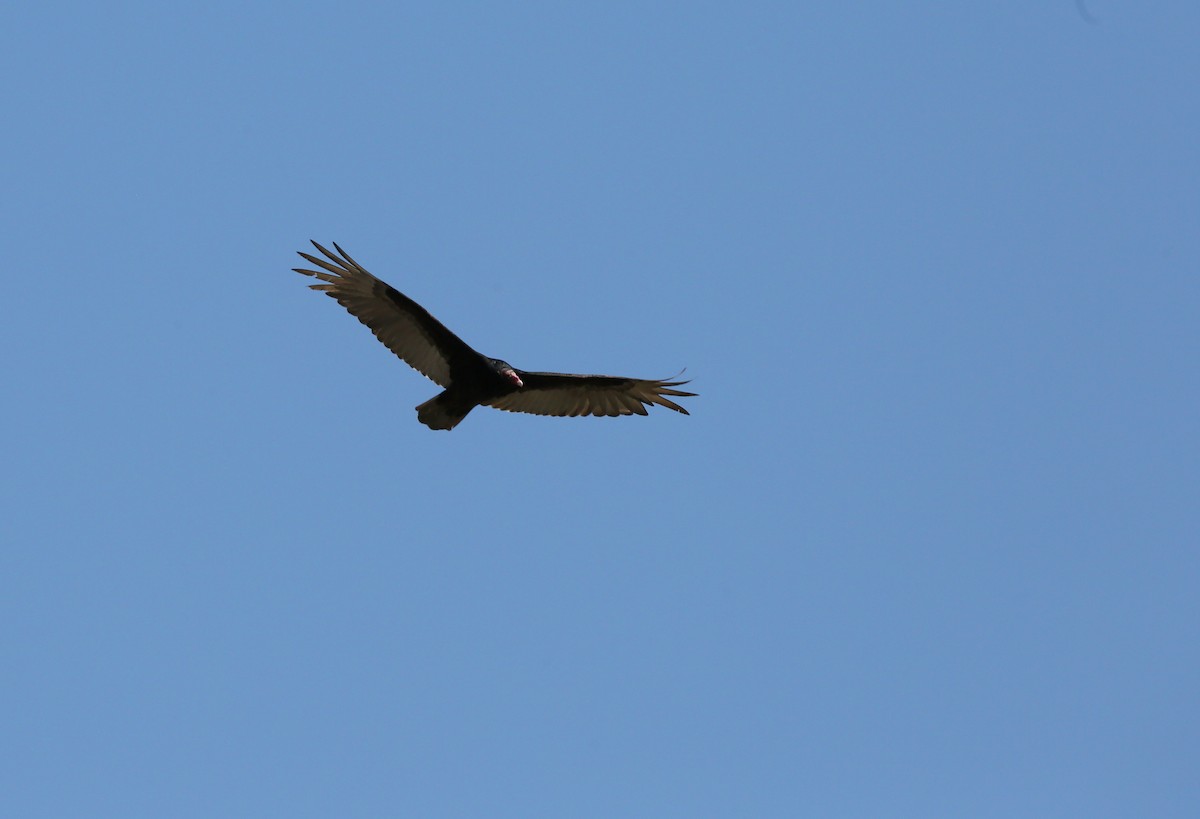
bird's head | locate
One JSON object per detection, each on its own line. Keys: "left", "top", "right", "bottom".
{"left": 491, "top": 358, "right": 524, "bottom": 388}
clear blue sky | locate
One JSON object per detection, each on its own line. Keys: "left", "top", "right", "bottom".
{"left": 3, "top": 2, "right": 1197, "bottom": 816}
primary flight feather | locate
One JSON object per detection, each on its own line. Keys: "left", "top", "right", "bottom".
{"left": 293, "top": 241, "right": 695, "bottom": 430}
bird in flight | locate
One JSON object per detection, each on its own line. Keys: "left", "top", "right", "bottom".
{"left": 293, "top": 242, "right": 695, "bottom": 430}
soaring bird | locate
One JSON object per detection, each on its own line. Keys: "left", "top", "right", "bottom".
{"left": 293, "top": 241, "right": 695, "bottom": 430}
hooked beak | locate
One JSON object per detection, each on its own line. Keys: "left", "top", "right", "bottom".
{"left": 505, "top": 369, "right": 524, "bottom": 388}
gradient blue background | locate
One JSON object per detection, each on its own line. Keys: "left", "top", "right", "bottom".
{"left": 3, "top": 2, "right": 1197, "bottom": 816}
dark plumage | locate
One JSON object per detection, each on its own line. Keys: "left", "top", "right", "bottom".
{"left": 293, "top": 241, "right": 695, "bottom": 430}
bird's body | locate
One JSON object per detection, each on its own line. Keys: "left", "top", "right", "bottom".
{"left": 413, "top": 356, "right": 523, "bottom": 431}
{"left": 293, "top": 242, "right": 694, "bottom": 430}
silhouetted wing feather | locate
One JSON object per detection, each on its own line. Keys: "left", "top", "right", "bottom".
{"left": 485, "top": 372, "right": 695, "bottom": 417}
{"left": 293, "top": 241, "right": 474, "bottom": 387}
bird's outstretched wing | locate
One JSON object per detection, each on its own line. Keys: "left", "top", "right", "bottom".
{"left": 293, "top": 241, "right": 476, "bottom": 386}
{"left": 484, "top": 372, "right": 695, "bottom": 417}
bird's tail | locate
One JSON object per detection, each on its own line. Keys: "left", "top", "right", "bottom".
{"left": 416, "top": 391, "right": 474, "bottom": 431}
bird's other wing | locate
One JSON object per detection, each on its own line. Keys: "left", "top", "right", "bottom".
{"left": 294, "top": 241, "right": 476, "bottom": 387}
{"left": 484, "top": 372, "right": 695, "bottom": 417}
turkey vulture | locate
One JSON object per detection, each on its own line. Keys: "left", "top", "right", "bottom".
{"left": 293, "top": 241, "right": 695, "bottom": 430}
